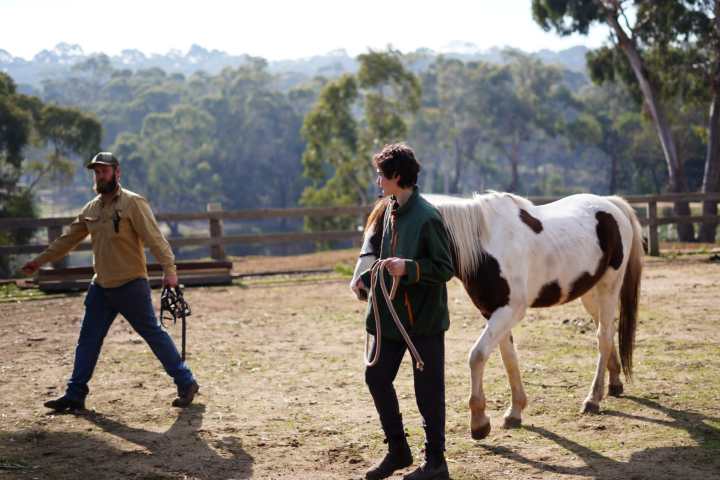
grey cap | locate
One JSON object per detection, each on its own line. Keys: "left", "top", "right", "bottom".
{"left": 86, "top": 152, "right": 119, "bottom": 169}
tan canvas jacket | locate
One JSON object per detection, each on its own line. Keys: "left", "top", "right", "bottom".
{"left": 34, "top": 187, "right": 176, "bottom": 288}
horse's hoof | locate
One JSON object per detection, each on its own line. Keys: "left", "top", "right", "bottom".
{"left": 502, "top": 416, "right": 522, "bottom": 429}
{"left": 608, "top": 384, "right": 624, "bottom": 397}
{"left": 581, "top": 402, "right": 600, "bottom": 414}
{"left": 471, "top": 422, "right": 492, "bottom": 440}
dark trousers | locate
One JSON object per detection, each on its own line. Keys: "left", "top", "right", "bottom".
{"left": 65, "top": 278, "right": 195, "bottom": 401}
{"left": 365, "top": 333, "right": 445, "bottom": 458}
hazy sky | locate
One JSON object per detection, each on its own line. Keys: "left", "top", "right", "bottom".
{"left": 1, "top": 0, "right": 609, "bottom": 60}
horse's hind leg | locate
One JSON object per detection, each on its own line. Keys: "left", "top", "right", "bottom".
{"left": 499, "top": 332, "right": 527, "bottom": 429}
{"left": 581, "top": 290, "right": 623, "bottom": 397}
{"left": 581, "top": 284, "right": 620, "bottom": 414}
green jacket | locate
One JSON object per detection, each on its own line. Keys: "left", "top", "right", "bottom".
{"left": 361, "top": 188, "right": 455, "bottom": 340}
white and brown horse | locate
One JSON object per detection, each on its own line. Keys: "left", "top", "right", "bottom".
{"left": 350, "top": 192, "right": 643, "bottom": 439}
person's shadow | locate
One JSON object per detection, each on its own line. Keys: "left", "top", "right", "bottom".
{"left": 83, "top": 404, "right": 254, "bottom": 479}
{"left": 0, "top": 404, "right": 253, "bottom": 479}
{"left": 480, "top": 395, "right": 719, "bottom": 480}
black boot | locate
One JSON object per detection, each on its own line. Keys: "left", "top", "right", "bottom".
{"left": 172, "top": 381, "right": 199, "bottom": 407}
{"left": 365, "top": 436, "right": 413, "bottom": 480}
{"left": 403, "top": 453, "right": 449, "bottom": 480}
{"left": 44, "top": 395, "right": 85, "bottom": 412}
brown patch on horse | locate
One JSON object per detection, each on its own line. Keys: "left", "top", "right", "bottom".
{"left": 519, "top": 209, "right": 543, "bottom": 234}
{"left": 531, "top": 281, "right": 562, "bottom": 307}
{"left": 462, "top": 254, "right": 510, "bottom": 319}
{"left": 566, "top": 272, "right": 594, "bottom": 302}
{"left": 566, "top": 211, "right": 624, "bottom": 302}
{"left": 597, "top": 211, "right": 624, "bottom": 269}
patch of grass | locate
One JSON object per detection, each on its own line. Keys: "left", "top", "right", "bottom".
{"left": 0, "top": 283, "right": 66, "bottom": 303}
{"left": 334, "top": 262, "right": 355, "bottom": 277}
{"left": 241, "top": 272, "right": 345, "bottom": 287}
{"left": 0, "top": 457, "right": 32, "bottom": 470}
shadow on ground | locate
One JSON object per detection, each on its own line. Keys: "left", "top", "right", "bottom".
{"left": 479, "top": 395, "right": 720, "bottom": 480}
{"left": 0, "top": 404, "right": 253, "bottom": 479}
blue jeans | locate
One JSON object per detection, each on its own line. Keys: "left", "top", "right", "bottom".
{"left": 65, "top": 278, "right": 195, "bottom": 401}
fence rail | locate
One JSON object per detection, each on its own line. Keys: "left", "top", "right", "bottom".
{"left": 1, "top": 193, "right": 719, "bottom": 261}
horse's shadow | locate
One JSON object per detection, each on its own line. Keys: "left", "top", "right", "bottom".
{"left": 0, "top": 404, "right": 253, "bottom": 479}
{"left": 481, "top": 395, "right": 720, "bottom": 480}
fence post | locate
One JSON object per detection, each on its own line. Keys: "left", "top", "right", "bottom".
{"left": 47, "top": 225, "right": 68, "bottom": 269}
{"left": 647, "top": 200, "right": 660, "bottom": 256}
{"left": 207, "top": 203, "right": 226, "bottom": 261}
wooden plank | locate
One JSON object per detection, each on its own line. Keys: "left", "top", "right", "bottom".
{"left": 207, "top": 202, "right": 226, "bottom": 260}
{"left": 0, "top": 216, "right": 75, "bottom": 229}
{"left": 168, "top": 230, "right": 362, "bottom": 247}
{"left": 526, "top": 192, "right": 720, "bottom": 205}
{"left": 157, "top": 205, "right": 373, "bottom": 222}
{"left": 0, "top": 205, "right": 374, "bottom": 229}
{"left": 2, "top": 193, "right": 719, "bottom": 230}
{"left": 0, "top": 242, "right": 93, "bottom": 255}
{"left": 38, "top": 268, "right": 231, "bottom": 282}
{"left": 647, "top": 201, "right": 660, "bottom": 257}
{"left": 37, "top": 266, "right": 233, "bottom": 292}
{"left": 38, "top": 274, "right": 232, "bottom": 293}
{"left": 652, "top": 215, "right": 720, "bottom": 225}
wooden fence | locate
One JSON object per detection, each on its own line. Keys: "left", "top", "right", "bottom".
{"left": 1, "top": 193, "right": 719, "bottom": 265}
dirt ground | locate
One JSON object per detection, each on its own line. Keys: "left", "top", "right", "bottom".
{"left": 0, "top": 251, "right": 719, "bottom": 480}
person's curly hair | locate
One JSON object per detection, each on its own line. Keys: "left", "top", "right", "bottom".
{"left": 373, "top": 143, "right": 421, "bottom": 188}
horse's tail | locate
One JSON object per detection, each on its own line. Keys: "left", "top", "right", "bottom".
{"left": 608, "top": 196, "right": 644, "bottom": 380}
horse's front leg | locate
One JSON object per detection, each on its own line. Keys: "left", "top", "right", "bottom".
{"left": 499, "top": 332, "right": 527, "bottom": 428}
{"left": 468, "top": 305, "right": 525, "bottom": 440}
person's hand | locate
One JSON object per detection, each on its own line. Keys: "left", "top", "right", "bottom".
{"left": 20, "top": 260, "right": 40, "bottom": 276}
{"left": 353, "top": 277, "right": 368, "bottom": 301}
{"left": 383, "top": 257, "right": 407, "bottom": 277}
{"left": 163, "top": 273, "right": 178, "bottom": 288}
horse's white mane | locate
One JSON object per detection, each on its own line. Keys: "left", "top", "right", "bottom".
{"left": 423, "top": 191, "right": 533, "bottom": 279}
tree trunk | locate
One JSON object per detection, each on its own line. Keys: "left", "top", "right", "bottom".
{"left": 609, "top": 153, "right": 618, "bottom": 194}
{"left": 699, "top": 9, "right": 720, "bottom": 243}
{"left": 450, "top": 138, "right": 463, "bottom": 194}
{"left": 699, "top": 88, "right": 720, "bottom": 242}
{"left": 506, "top": 138, "right": 520, "bottom": 192}
{"left": 605, "top": 8, "right": 694, "bottom": 240}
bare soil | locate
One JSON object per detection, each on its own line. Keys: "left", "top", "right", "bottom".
{"left": 1, "top": 251, "right": 718, "bottom": 479}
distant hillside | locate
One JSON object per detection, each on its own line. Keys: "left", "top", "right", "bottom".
{"left": 1, "top": 42, "right": 591, "bottom": 91}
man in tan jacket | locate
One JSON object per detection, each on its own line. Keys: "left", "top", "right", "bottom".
{"left": 22, "top": 152, "right": 199, "bottom": 411}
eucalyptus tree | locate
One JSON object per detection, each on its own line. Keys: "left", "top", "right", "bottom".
{"left": 300, "top": 49, "right": 421, "bottom": 214}
{"left": 533, "top": 0, "right": 719, "bottom": 240}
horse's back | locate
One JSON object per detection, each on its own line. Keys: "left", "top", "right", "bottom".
{"left": 507, "top": 193, "right": 633, "bottom": 308}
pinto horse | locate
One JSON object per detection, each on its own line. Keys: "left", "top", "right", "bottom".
{"left": 350, "top": 192, "right": 643, "bottom": 439}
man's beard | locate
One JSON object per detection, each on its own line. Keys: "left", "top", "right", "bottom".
{"left": 96, "top": 176, "right": 118, "bottom": 194}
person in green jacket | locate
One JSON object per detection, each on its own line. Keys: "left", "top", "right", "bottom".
{"left": 355, "top": 143, "right": 454, "bottom": 480}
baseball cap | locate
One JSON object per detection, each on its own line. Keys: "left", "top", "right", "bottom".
{"left": 86, "top": 152, "right": 119, "bottom": 169}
